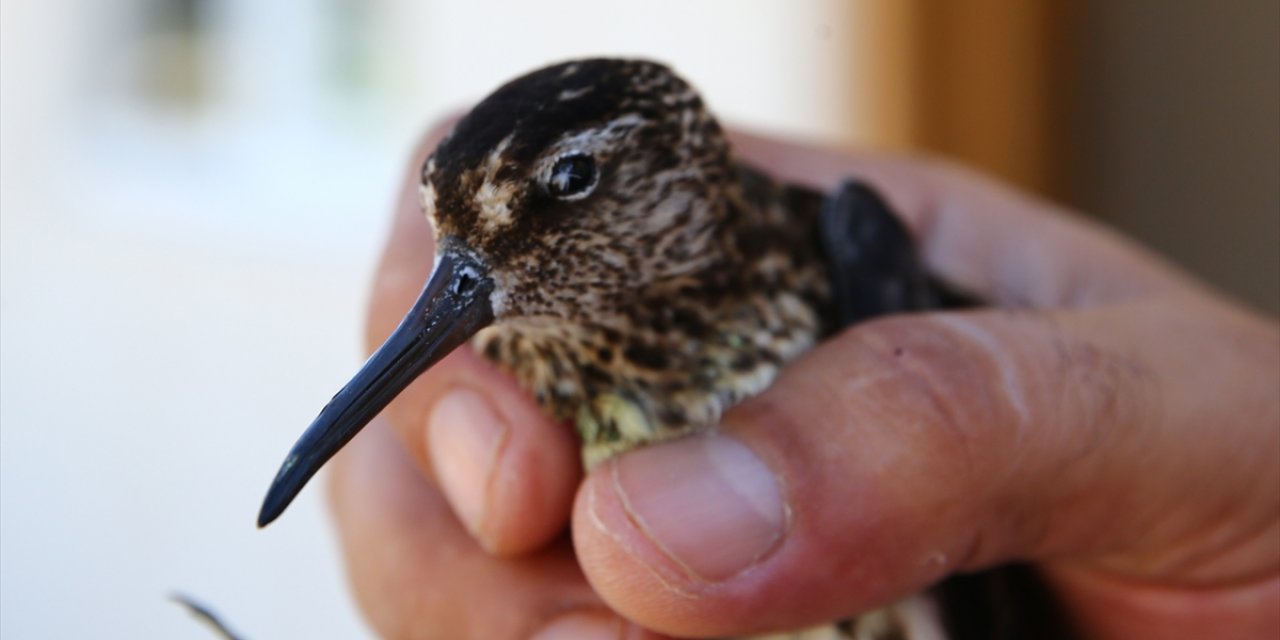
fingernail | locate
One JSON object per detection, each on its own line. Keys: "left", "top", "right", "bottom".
{"left": 528, "top": 611, "right": 624, "bottom": 640}
{"left": 611, "top": 434, "right": 787, "bottom": 582}
{"left": 427, "top": 387, "right": 510, "bottom": 541}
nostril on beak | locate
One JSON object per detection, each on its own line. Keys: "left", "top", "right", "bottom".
{"left": 451, "top": 265, "right": 481, "bottom": 297}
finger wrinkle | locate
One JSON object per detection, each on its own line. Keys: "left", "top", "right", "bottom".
{"left": 607, "top": 459, "right": 704, "bottom": 585}
{"left": 859, "top": 320, "right": 995, "bottom": 458}
{"left": 1127, "top": 475, "right": 1280, "bottom": 582}
{"left": 932, "top": 315, "right": 1033, "bottom": 432}
{"left": 1047, "top": 329, "right": 1151, "bottom": 461}
{"left": 958, "top": 527, "right": 988, "bottom": 572}
{"left": 906, "top": 355, "right": 978, "bottom": 467}
{"left": 584, "top": 470, "right": 702, "bottom": 600}
{"left": 474, "top": 414, "right": 513, "bottom": 547}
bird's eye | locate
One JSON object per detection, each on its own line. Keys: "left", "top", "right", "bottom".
{"left": 546, "top": 153, "right": 598, "bottom": 199}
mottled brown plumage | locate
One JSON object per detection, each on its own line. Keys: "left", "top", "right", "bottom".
{"left": 421, "top": 59, "right": 843, "bottom": 465}
{"left": 260, "top": 58, "right": 1060, "bottom": 640}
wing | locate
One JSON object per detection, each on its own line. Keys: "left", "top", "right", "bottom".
{"left": 818, "top": 180, "right": 975, "bottom": 327}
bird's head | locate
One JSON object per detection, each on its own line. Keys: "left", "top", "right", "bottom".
{"left": 425, "top": 58, "right": 731, "bottom": 320}
{"left": 259, "top": 59, "right": 731, "bottom": 525}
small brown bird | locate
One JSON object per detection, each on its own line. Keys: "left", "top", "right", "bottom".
{"left": 258, "top": 59, "right": 1067, "bottom": 639}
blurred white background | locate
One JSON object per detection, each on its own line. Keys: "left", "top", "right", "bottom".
{"left": 7, "top": 1, "right": 1275, "bottom": 637}
{"left": 1, "top": 1, "right": 888, "bottom": 637}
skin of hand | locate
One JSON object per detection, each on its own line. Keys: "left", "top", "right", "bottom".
{"left": 326, "top": 120, "right": 1280, "bottom": 640}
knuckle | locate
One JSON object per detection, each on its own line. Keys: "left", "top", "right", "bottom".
{"left": 844, "top": 315, "right": 1020, "bottom": 446}
{"left": 1042, "top": 319, "right": 1154, "bottom": 458}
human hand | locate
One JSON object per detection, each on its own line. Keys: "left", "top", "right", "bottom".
{"left": 327, "top": 121, "right": 1280, "bottom": 639}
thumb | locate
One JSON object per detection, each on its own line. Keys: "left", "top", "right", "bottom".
{"left": 570, "top": 296, "right": 1277, "bottom": 637}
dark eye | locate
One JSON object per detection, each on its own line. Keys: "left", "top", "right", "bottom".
{"left": 546, "top": 153, "right": 598, "bottom": 199}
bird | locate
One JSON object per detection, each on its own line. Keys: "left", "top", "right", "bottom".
{"left": 256, "top": 58, "right": 1070, "bottom": 639}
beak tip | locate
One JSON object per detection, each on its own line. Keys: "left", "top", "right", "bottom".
{"left": 256, "top": 466, "right": 301, "bottom": 528}
{"left": 256, "top": 507, "right": 276, "bottom": 529}
{"left": 254, "top": 247, "right": 495, "bottom": 531}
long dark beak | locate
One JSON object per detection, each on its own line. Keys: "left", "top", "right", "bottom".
{"left": 257, "top": 246, "right": 495, "bottom": 527}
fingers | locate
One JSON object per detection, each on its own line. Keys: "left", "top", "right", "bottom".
{"left": 362, "top": 120, "right": 580, "bottom": 555}
{"left": 369, "top": 125, "right": 1188, "bottom": 560}
{"left": 572, "top": 301, "right": 1279, "bottom": 636}
{"left": 327, "top": 417, "right": 655, "bottom": 639}
{"left": 1043, "top": 564, "right": 1280, "bottom": 640}
{"left": 386, "top": 348, "right": 581, "bottom": 555}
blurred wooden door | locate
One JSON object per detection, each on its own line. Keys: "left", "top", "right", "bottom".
{"left": 860, "top": 0, "right": 1278, "bottom": 313}
{"left": 859, "top": 1, "right": 1076, "bottom": 200}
